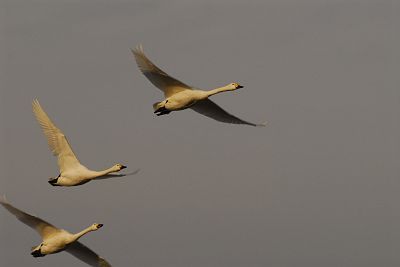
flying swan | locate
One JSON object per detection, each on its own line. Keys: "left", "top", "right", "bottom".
{"left": 131, "top": 45, "right": 265, "bottom": 127}
{"left": 32, "top": 99, "right": 130, "bottom": 186}
{"left": 0, "top": 196, "right": 111, "bottom": 267}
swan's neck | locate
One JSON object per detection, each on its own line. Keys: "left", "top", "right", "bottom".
{"left": 72, "top": 226, "right": 94, "bottom": 241}
{"left": 93, "top": 166, "right": 118, "bottom": 177}
{"left": 205, "top": 86, "right": 233, "bottom": 98}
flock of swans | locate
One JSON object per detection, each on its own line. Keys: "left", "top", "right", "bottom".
{"left": 1, "top": 45, "right": 264, "bottom": 266}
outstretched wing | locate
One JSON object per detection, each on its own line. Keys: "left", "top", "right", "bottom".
{"left": 191, "top": 99, "right": 265, "bottom": 127}
{"left": 131, "top": 45, "right": 192, "bottom": 98}
{"left": 32, "top": 99, "right": 82, "bottom": 173}
{"left": 0, "top": 196, "right": 61, "bottom": 240}
{"left": 66, "top": 241, "right": 112, "bottom": 267}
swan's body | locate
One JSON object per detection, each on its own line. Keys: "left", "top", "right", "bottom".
{"left": 131, "top": 45, "right": 265, "bottom": 126}
{"left": 51, "top": 165, "right": 127, "bottom": 187}
{"left": 32, "top": 99, "right": 128, "bottom": 186}
{"left": 0, "top": 196, "right": 111, "bottom": 266}
{"left": 156, "top": 90, "right": 208, "bottom": 111}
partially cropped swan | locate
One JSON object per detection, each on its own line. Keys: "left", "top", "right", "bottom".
{"left": 32, "top": 99, "right": 129, "bottom": 186}
{"left": 131, "top": 45, "right": 265, "bottom": 126}
{"left": 0, "top": 196, "right": 111, "bottom": 266}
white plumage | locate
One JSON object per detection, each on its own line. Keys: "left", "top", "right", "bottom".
{"left": 0, "top": 196, "right": 111, "bottom": 267}
{"left": 32, "top": 99, "right": 130, "bottom": 186}
{"left": 131, "top": 45, "right": 265, "bottom": 127}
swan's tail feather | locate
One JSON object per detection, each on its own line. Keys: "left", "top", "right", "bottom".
{"left": 153, "top": 101, "right": 164, "bottom": 111}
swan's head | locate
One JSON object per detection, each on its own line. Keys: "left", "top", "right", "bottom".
{"left": 227, "top": 82, "right": 243, "bottom": 90}
{"left": 114, "top": 163, "right": 127, "bottom": 171}
{"left": 91, "top": 223, "right": 104, "bottom": 231}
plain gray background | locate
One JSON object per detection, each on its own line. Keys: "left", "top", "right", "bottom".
{"left": 1, "top": 0, "right": 399, "bottom": 266}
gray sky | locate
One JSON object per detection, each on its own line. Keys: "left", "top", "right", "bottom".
{"left": 1, "top": 0, "right": 399, "bottom": 266}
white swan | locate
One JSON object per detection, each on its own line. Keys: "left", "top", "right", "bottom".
{"left": 131, "top": 45, "right": 265, "bottom": 127}
{"left": 0, "top": 196, "right": 111, "bottom": 267}
{"left": 32, "top": 99, "right": 129, "bottom": 186}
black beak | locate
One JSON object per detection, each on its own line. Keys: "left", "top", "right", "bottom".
{"left": 98, "top": 224, "right": 104, "bottom": 228}
{"left": 121, "top": 165, "right": 127, "bottom": 170}
{"left": 237, "top": 85, "right": 244, "bottom": 89}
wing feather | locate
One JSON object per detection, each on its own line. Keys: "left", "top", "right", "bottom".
{"left": 131, "top": 45, "right": 192, "bottom": 97}
{"left": 0, "top": 196, "right": 60, "bottom": 239}
{"left": 66, "top": 241, "right": 112, "bottom": 267}
{"left": 32, "top": 99, "right": 82, "bottom": 172}
{"left": 191, "top": 99, "right": 265, "bottom": 127}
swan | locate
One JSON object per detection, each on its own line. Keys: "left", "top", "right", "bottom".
{"left": 131, "top": 45, "right": 265, "bottom": 127}
{"left": 32, "top": 99, "right": 129, "bottom": 186}
{"left": 0, "top": 196, "right": 111, "bottom": 266}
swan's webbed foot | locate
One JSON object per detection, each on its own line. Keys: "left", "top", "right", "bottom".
{"left": 154, "top": 107, "right": 171, "bottom": 116}
{"left": 156, "top": 111, "right": 171, "bottom": 116}
{"left": 48, "top": 175, "right": 60, "bottom": 186}
{"left": 31, "top": 249, "right": 45, "bottom": 258}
